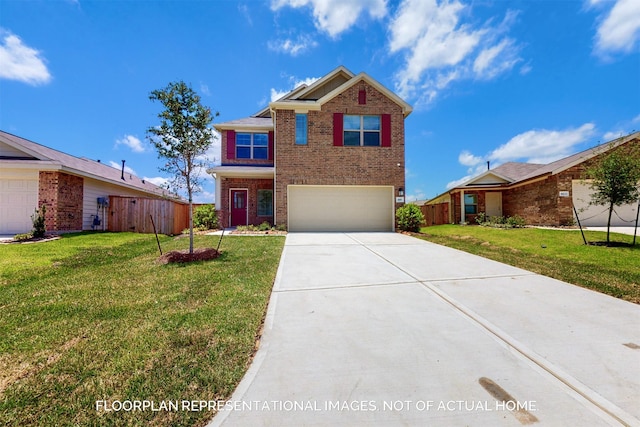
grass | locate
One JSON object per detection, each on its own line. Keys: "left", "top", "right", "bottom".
{"left": 416, "top": 225, "right": 640, "bottom": 304}
{"left": 0, "top": 232, "right": 285, "bottom": 426}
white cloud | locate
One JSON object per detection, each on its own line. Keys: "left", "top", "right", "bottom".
{"left": 143, "top": 176, "right": 169, "bottom": 187}
{"left": 446, "top": 174, "right": 474, "bottom": 190}
{"left": 109, "top": 160, "right": 137, "bottom": 176}
{"left": 270, "top": 76, "right": 320, "bottom": 101}
{"left": 271, "top": 0, "right": 387, "bottom": 38}
{"left": 488, "top": 123, "right": 596, "bottom": 164}
{"left": 238, "top": 3, "right": 253, "bottom": 25}
{"left": 447, "top": 123, "right": 597, "bottom": 188}
{"left": 268, "top": 34, "right": 318, "bottom": 56}
{"left": 458, "top": 150, "right": 483, "bottom": 167}
{"left": 388, "top": 0, "right": 522, "bottom": 106}
{"left": 115, "top": 134, "right": 145, "bottom": 153}
{"left": 593, "top": 0, "right": 640, "bottom": 57}
{"left": 200, "top": 83, "right": 211, "bottom": 96}
{"left": 0, "top": 29, "right": 51, "bottom": 85}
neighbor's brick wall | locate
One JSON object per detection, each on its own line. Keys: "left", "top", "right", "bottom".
{"left": 502, "top": 139, "right": 638, "bottom": 226}
{"left": 452, "top": 191, "right": 486, "bottom": 224}
{"left": 217, "top": 178, "right": 274, "bottom": 228}
{"left": 274, "top": 81, "right": 406, "bottom": 227}
{"left": 38, "top": 171, "right": 84, "bottom": 232}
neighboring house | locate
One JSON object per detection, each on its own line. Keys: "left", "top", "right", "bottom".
{"left": 208, "top": 66, "right": 413, "bottom": 231}
{"left": 0, "top": 130, "right": 173, "bottom": 235}
{"left": 425, "top": 132, "right": 639, "bottom": 227}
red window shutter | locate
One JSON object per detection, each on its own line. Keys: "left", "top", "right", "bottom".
{"left": 358, "top": 89, "right": 366, "bottom": 105}
{"left": 381, "top": 114, "right": 391, "bottom": 147}
{"left": 268, "top": 131, "right": 274, "bottom": 160}
{"left": 226, "top": 130, "right": 235, "bottom": 160}
{"left": 333, "top": 113, "right": 343, "bottom": 146}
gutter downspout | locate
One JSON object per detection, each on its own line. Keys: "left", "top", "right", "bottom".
{"left": 460, "top": 189, "right": 465, "bottom": 224}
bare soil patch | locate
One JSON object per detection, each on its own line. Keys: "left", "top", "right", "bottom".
{"left": 157, "top": 247, "right": 220, "bottom": 264}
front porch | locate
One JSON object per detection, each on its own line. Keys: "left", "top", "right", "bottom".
{"left": 208, "top": 166, "right": 274, "bottom": 228}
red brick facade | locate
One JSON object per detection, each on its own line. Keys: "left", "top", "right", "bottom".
{"left": 217, "top": 178, "right": 274, "bottom": 228}
{"left": 274, "top": 81, "right": 405, "bottom": 227}
{"left": 215, "top": 76, "right": 408, "bottom": 230}
{"left": 38, "top": 171, "right": 84, "bottom": 231}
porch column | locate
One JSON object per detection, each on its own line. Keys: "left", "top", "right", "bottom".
{"left": 460, "top": 189, "right": 465, "bottom": 224}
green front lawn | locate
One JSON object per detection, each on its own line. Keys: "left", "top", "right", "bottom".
{"left": 0, "top": 232, "right": 284, "bottom": 426}
{"left": 417, "top": 225, "right": 640, "bottom": 303}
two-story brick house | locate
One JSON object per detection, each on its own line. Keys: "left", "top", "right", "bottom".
{"left": 209, "top": 66, "right": 413, "bottom": 231}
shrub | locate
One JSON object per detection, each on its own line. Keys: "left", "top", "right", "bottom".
{"left": 506, "top": 215, "right": 526, "bottom": 228}
{"left": 13, "top": 233, "right": 33, "bottom": 241}
{"left": 31, "top": 205, "right": 46, "bottom": 238}
{"left": 475, "top": 212, "right": 487, "bottom": 225}
{"left": 193, "top": 204, "right": 218, "bottom": 230}
{"left": 396, "top": 204, "right": 425, "bottom": 232}
{"left": 258, "top": 221, "right": 271, "bottom": 231}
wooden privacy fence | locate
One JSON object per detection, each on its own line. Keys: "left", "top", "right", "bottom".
{"left": 421, "top": 202, "right": 450, "bottom": 226}
{"left": 108, "top": 196, "right": 192, "bottom": 235}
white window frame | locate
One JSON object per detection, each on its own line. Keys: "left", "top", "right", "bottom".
{"left": 343, "top": 115, "right": 381, "bottom": 146}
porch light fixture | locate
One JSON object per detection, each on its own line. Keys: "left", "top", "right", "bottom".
{"left": 398, "top": 187, "right": 404, "bottom": 196}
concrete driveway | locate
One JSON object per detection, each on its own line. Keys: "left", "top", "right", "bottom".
{"left": 209, "top": 232, "right": 640, "bottom": 426}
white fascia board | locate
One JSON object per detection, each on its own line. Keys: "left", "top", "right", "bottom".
{"left": 268, "top": 101, "right": 322, "bottom": 113}
{"left": 214, "top": 123, "right": 274, "bottom": 132}
{"left": 0, "top": 160, "right": 62, "bottom": 170}
{"left": 208, "top": 166, "right": 274, "bottom": 179}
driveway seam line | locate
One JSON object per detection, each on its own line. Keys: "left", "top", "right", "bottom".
{"left": 420, "top": 280, "right": 637, "bottom": 426}
{"left": 347, "top": 233, "right": 635, "bottom": 425}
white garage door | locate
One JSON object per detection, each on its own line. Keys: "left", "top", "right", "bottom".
{"left": 288, "top": 185, "right": 394, "bottom": 232}
{"left": 572, "top": 180, "right": 638, "bottom": 227}
{"left": 0, "top": 178, "right": 39, "bottom": 234}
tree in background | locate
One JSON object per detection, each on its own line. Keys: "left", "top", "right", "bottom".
{"left": 147, "top": 81, "right": 218, "bottom": 254}
{"left": 587, "top": 142, "right": 640, "bottom": 244}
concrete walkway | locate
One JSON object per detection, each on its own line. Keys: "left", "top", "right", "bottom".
{"left": 209, "top": 232, "right": 640, "bottom": 426}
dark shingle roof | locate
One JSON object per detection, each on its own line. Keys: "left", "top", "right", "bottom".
{"left": 0, "top": 130, "right": 172, "bottom": 197}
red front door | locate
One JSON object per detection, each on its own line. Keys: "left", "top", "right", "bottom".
{"left": 230, "top": 190, "right": 248, "bottom": 226}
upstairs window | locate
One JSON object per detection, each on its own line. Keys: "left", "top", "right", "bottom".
{"left": 236, "top": 133, "right": 268, "bottom": 159}
{"left": 295, "top": 114, "right": 308, "bottom": 145}
{"left": 344, "top": 115, "right": 380, "bottom": 146}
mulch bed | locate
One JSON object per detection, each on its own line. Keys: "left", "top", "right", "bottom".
{"left": 157, "top": 247, "right": 220, "bottom": 264}
{"left": 230, "top": 230, "right": 287, "bottom": 235}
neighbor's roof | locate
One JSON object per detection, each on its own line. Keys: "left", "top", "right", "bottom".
{"left": 0, "top": 130, "right": 173, "bottom": 198}
{"left": 427, "top": 131, "right": 639, "bottom": 203}
{"left": 488, "top": 162, "right": 545, "bottom": 182}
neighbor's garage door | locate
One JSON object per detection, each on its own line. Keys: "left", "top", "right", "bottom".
{"left": 288, "top": 185, "right": 394, "bottom": 232}
{"left": 0, "top": 176, "right": 39, "bottom": 234}
{"left": 572, "top": 180, "right": 638, "bottom": 227}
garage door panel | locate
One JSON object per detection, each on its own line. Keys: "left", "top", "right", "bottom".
{"left": 0, "top": 178, "right": 38, "bottom": 234}
{"left": 288, "top": 186, "right": 393, "bottom": 232}
{"left": 572, "top": 181, "right": 638, "bottom": 227}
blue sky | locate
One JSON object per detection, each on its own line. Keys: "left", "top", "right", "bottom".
{"left": 1, "top": 0, "right": 639, "bottom": 203}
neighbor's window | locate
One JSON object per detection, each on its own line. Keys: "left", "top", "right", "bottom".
{"left": 295, "top": 114, "right": 308, "bottom": 145}
{"left": 344, "top": 115, "right": 380, "bottom": 146}
{"left": 257, "top": 190, "right": 273, "bottom": 216}
{"left": 464, "top": 194, "right": 478, "bottom": 214}
{"left": 236, "top": 133, "right": 268, "bottom": 159}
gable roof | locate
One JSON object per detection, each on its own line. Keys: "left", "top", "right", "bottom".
{"left": 0, "top": 130, "right": 173, "bottom": 198}
{"left": 428, "top": 131, "right": 639, "bottom": 203}
{"left": 217, "top": 66, "right": 413, "bottom": 131}
{"left": 269, "top": 66, "right": 412, "bottom": 117}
